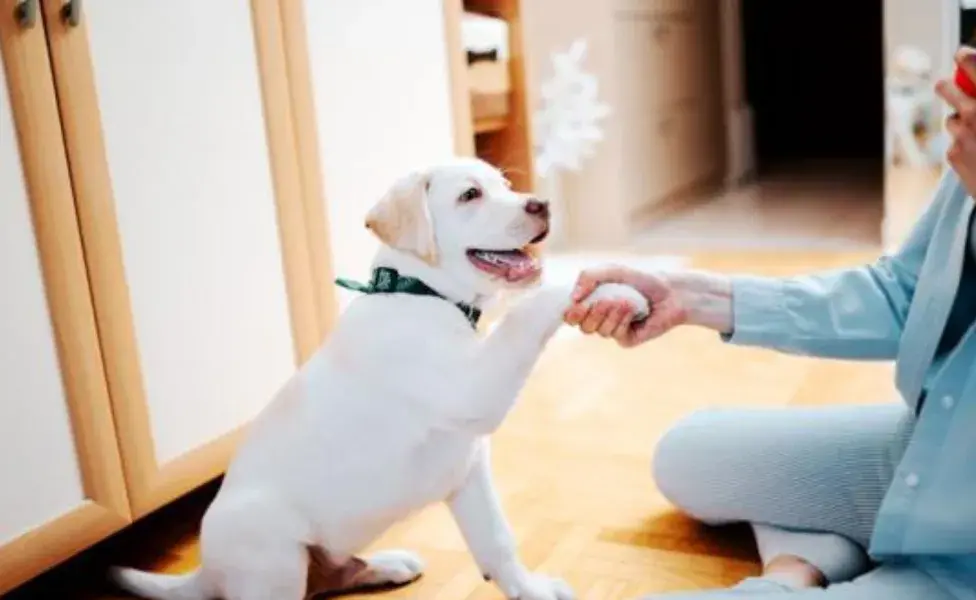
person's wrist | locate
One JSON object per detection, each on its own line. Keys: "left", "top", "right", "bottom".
{"left": 665, "top": 271, "right": 733, "bottom": 333}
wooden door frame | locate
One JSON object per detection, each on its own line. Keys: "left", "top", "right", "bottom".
{"left": 0, "top": 10, "right": 129, "bottom": 593}
{"left": 278, "top": 0, "right": 340, "bottom": 336}
{"left": 717, "top": 0, "right": 754, "bottom": 187}
{"left": 40, "top": 0, "right": 335, "bottom": 518}
{"left": 442, "top": 0, "right": 477, "bottom": 156}
{"left": 442, "top": 0, "right": 537, "bottom": 192}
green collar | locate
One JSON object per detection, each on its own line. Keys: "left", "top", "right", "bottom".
{"left": 335, "top": 267, "right": 482, "bottom": 328}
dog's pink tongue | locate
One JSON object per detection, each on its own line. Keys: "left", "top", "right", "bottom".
{"left": 502, "top": 252, "right": 538, "bottom": 281}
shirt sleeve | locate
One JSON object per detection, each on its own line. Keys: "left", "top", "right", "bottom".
{"left": 722, "top": 171, "right": 959, "bottom": 360}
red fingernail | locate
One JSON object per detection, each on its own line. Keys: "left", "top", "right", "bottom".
{"left": 956, "top": 67, "right": 976, "bottom": 97}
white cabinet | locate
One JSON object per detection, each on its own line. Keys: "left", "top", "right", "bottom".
{"left": 1, "top": 0, "right": 461, "bottom": 590}
{"left": 0, "top": 0, "right": 333, "bottom": 591}
{"left": 78, "top": 0, "right": 296, "bottom": 508}
{"left": 38, "top": 0, "right": 328, "bottom": 519}
{"left": 612, "top": 0, "right": 723, "bottom": 217}
{"left": 0, "top": 13, "right": 128, "bottom": 592}
{"left": 0, "top": 60, "right": 85, "bottom": 552}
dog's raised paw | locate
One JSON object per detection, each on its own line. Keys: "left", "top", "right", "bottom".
{"left": 583, "top": 283, "right": 650, "bottom": 321}
{"left": 362, "top": 549, "right": 425, "bottom": 586}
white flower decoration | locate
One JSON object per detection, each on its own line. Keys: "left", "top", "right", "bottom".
{"left": 533, "top": 39, "right": 611, "bottom": 177}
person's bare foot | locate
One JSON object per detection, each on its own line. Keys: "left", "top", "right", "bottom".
{"left": 630, "top": 554, "right": 828, "bottom": 598}
{"left": 763, "top": 554, "right": 827, "bottom": 589}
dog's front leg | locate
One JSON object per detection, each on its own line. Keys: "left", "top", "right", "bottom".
{"left": 447, "top": 440, "right": 574, "bottom": 600}
{"left": 447, "top": 285, "right": 574, "bottom": 434}
{"left": 452, "top": 283, "right": 647, "bottom": 434}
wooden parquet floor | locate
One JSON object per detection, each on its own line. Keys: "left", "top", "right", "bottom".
{"left": 11, "top": 251, "right": 900, "bottom": 600}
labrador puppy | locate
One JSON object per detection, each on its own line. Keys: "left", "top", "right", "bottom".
{"left": 112, "top": 158, "right": 647, "bottom": 600}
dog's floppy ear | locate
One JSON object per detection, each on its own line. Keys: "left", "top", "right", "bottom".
{"left": 365, "top": 171, "right": 438, "bottom": 264}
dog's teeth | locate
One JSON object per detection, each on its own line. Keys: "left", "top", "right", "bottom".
{"left": 474, "top": 250, "right": 530, "bottom": 269}
{"left": 479, "top": 251, "right": 503, "bottom": 266}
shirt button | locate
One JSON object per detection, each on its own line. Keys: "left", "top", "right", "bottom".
{"left": 941, "top": 395, "right": 955, "bottom": 409}
{"left": 905, "top": 473, "right": 920, "bottom": 488}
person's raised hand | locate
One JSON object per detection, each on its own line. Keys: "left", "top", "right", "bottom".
{"left": 563, "top": 265, "right": 687, "bottom": 348}
{"left": 937, "top": 46, "right": 976, "bottom": 196}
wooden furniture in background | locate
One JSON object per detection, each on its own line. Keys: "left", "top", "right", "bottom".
{"left": 443, "top": 0, "right": 476, "bottom": 156}
{"left": 443, "top": 0, "right": 536, "bottom": 192}
{"left": 0, "top": 0, "right": 335, "bottom": 592}
{"left": 44, "top": 0, "right": 305, "bottom": 518}
{"left": 513, "top": 0, "right": 725, "bottom": 248}
{"left": 614, "top": 0, "right": 724, "bottom": 219}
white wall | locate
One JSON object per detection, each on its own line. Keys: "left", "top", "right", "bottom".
{"left": 304, "top": 0, "right": 456, "bottom": 309}
{"left": 885, "top": 0, "right": 954, "bottom": 76}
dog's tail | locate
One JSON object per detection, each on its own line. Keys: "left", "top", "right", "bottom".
{"left": 110, "top": 566, "right": 210, "bottom": 600}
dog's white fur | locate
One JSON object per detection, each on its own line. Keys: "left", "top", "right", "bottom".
{"left": 112, "top": 158, "right": 647, "bottom": 600}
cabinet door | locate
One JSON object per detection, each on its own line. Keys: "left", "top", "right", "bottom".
{"left": 614, "top": 12, "right": 674, "bottom": 214}
{"left": 42, "top": 0, "right": 312, "bottom": 516}
{"left": 0, "top": 15, "right": 128, "bottom": 594}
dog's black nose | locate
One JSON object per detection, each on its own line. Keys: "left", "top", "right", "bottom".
{"left": 524, "top": 198, "right": 549, "bottom": 217}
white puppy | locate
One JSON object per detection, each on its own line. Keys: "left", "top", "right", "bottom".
{"left": 112, "top": 158, "right": 648, "bottom": 600}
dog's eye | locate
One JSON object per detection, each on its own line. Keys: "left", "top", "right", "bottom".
{"left": 459, "top": 187, "right": 482, "bottom": 203}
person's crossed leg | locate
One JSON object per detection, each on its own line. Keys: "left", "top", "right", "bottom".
{"left": 641, "top": 403, "right": 953, "bottom": 599}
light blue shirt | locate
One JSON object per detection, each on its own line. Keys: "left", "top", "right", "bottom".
{"left": 723, "top": 171, "right": 976, "bottom": 598}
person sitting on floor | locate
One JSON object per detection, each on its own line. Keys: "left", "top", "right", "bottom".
{"left": 563, "top": 48, "right": 976, "bottom": 600}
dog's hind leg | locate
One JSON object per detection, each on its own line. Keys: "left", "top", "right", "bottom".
{"left": 217, "top": 543, "right": 308, "bottom": 600}
{"left": 305, "top": 548, "right": 424, "bottom": 598}
{"left": 200, "top": 493, "right": 311, "bottom": 600}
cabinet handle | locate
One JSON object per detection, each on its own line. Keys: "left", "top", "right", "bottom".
{"left": 61, "top": 0, "right": 82, "bottom": 27}
{"left": 14, "top": 0, "right": 37, "bottom": 29}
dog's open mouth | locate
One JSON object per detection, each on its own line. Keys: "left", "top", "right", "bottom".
{"left": 466, "top": 245, "right": 542, "bottom": 282}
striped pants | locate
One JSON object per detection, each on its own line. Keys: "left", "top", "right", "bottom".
{"left": 640, "top": 404, "right": 961, "bottom": 600}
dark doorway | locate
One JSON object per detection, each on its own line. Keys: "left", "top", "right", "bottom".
{"left": 962, "top": 6, "right": 976, "bottom": 44}
{"left": 740, "top": 1, "right": 885, "bottom": 175}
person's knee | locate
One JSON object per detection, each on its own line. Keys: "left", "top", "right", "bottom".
{"left": 652, "top": 409, "right": 730, "bottom": 522}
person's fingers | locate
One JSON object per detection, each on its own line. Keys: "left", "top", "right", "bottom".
{"left": 937, "top": 80, "right": 976, "bottom": 126}
{"left": 563, "top": 304, "right": 589, "bottom": 326}
{"left": 948, "top": 112, "right": 976, "bottom": 158}
{"left": 579, "top": 301, "right": 612, "bottom": 334}
{"left": 949, "top": 135, "right": 976, "bottom": 170}
{"left": 936, "top": 79, "right": 965, "bottom": 112}
{"left": 614, "top": 323, "right": 638, "bottom": 347}
{"left": 948, "top": 140, "right": 962, "bottom": 166}
{"left": 619, "top": 313, "right": 671, "bottom": 347}
{"left": 597, "top": 304, "right": 631, "bottom": 338}
{"left": 947, "top": 113, "right": 966, "bottom": 138}
{"left": 611, "top": 308, "right": 638, "bottom": 341}
{"left": 956, "top": 46, "right": 976, "bottom": 87}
